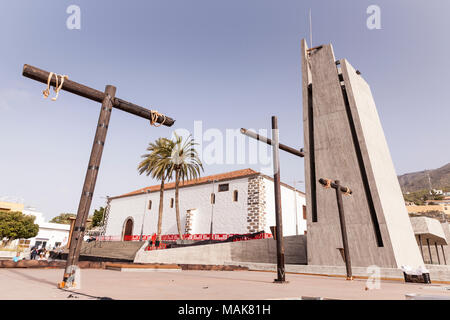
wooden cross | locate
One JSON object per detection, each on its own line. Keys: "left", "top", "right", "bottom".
{"left": 241, "top": 117, "right": 304, "bottom": 283}
{"left": 22, "top": 64, "right": 175, "bottom": 288}
{"left": 318, "top": 178, "right": 353, "bottom": 280}
{"left": 240, "top": 128, "right": 304, "bottom": 158}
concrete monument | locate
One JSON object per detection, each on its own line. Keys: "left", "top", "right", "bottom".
{"left": 301, "top": 40, "right": 424, "bottom": 268}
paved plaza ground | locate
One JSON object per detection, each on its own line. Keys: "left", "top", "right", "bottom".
{"left": 1, "top": 268, "right": 450, "bottom": 300}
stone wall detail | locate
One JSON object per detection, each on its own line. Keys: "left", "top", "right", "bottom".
{"left": 184, "top": 209, "right": 194, "bottom": 234}
{"left": 247, "top": 176, "right": 267, "bottom": 233}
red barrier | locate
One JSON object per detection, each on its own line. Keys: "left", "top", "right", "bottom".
{"left": 100, "top": 233, "right": 273, "bottom": 244}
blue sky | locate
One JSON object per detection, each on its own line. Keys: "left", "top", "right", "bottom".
{"left": 1, "top": 0, "right": 449, "bottom": 220}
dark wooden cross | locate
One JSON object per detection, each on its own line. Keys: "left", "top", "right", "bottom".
{"left": 241, "top": 117, "right": 304, "bottom": 283}
{"left": 318, "top": 178, "right": 353, "bottom": 280}
{"left": 22, "top": 64, "right": 175, "bottom": 288}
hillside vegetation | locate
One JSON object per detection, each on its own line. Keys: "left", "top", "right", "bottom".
{"left": 398, "top": 163, "right": 450, "bottom": 193}
{"left": 403, "top": 189, "right": 445, "bottom": 206}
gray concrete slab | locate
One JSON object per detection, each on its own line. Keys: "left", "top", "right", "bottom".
{"left": 1, "top": 268, "right": 450, "bottom": 300}
{"left": 225, "top": 262, "right": 450, "bottom": 282}
{"left": 134, "top": 236, "right": 306, "bottom": 265}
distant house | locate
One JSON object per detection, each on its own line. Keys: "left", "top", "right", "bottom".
{"left": 0, "top": 201, "right": 70, "bottom": 250}
{"left": 430, "top": 189, "right": 444, "bottom": 195}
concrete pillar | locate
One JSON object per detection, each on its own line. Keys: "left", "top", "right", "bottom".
{"left": 301, "top": 40, "right": 424, "bottom": 268}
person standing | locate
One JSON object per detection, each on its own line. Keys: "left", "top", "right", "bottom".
{"left": 30, "top": 246, "right": 38, "bottom": 260}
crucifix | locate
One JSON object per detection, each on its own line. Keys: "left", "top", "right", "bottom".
{"left": 22, "top": 64, "right": 175, "bottom": 289}
{"left": 318, "top": 178, "right": 353, "bottom": 280}
{"left": 241, "top": 116, "right": 304, "bottom": 283}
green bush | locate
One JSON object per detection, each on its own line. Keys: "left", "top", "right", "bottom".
{"left": 0, "top": 211, "right": 39, "bottom": 242}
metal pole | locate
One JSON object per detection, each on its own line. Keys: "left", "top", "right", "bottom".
{"left": 427, "top": 238, "right": 433, "bottom": 264}
{"left": 140, "top": 190, "right": 149, "bottom": 241}
{"left": 293, "top": 180, "right": 299, "bottom": 236}
{"left": 209, "top": 180, "right": 215, "bottom": 243}
{"left": 272, "top": 116, "right": 286, "bottom": 283}
{"left": 60, "top": 85, "right": 116, "bottom": 288}
{"left": 418, "top": 235, "right": 424, "bottom": 260}
{"left": 435, "top": 242, "right": 441, "bottom": 265}
{"left": 335, "top": 180, "right": 353, "bottom": 280}
{"left": 99, "top": 197, "right": 108, "bottom": 230}
{"left": 441, "top": 245, "right": 447, "bottom": 265}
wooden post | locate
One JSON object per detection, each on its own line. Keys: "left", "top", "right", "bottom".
{"left": 22, "top": 65, "right": 175, "bottom": 288}
{"left": 240, "top": 128, "right": 304, "bottom": 158}
{"left": 318, "top": 178, "right": 353, "bottom": 280}
{"left": 22, "top": 65, "right": 175, "bottom": 126}
{"left": 334, "top": 180, "right": 352, "bottom": 280}
{"left": 272, "top": 116, "right": 286, "bottom": 283}
{"left": 239, "top": 118, "right": 305, "bottom": 283}
{"left": 61, "top": 85, "right": 116, "bottom": 287}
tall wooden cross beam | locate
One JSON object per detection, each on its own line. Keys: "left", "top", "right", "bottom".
{"left": 241, "top": 117, "right": 304, "bottom": 283}
{"left": 318, "top": 178, "right": 353, "bottom": 280}
{"left": 22, "top": 64, "right": 175, "bottom": 289}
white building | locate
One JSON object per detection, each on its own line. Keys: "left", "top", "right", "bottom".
{"left": 431, "top": 189, "right": 444, "bottom": 195}
{"left": 103, "top": 168, "right": 307, "bottom": 241}
{"left": 1, "top": 207, "right": 70, "bottom": 250}
{"left": 21, "top": 208, "right": 70, "bottom": 249}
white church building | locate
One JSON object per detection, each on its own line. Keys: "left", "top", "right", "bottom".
{"left": 102, "top": 168, "right": 306, "bottom": 241}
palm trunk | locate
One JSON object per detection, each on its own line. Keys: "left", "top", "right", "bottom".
{"left": 175, "top": 169, "right": 183, "bottom": 240}
{"left": 157, "top": 179, "right": 165, "bottom": 242}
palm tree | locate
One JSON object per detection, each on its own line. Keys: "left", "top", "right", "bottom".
{"left": 137, "top": 137, "right": 174, "bottom": 242}
{"left": 168, "top": 133, "right": 203, "bottom": 240}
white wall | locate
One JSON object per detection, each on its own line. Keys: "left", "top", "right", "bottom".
{"left": 263, "top": 177, "right": 307, "bottom": 237}
{"left": 30, "top": 223, "right": 70, "bottom": 249}
{"left": 105, "top": 177, "right": 250, "bottom": 238}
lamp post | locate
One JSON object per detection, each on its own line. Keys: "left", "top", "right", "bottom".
{"left": 140, "top": 190, "right": 150, "bottom": 241}
{"left": 291, "top": 180, "right": 304, "bottom": 236}
{"left": 209, "top": 179, "right": 216, "bottom": 243}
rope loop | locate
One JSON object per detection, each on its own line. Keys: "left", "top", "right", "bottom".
{"left": 42, "top": 72, "right": 68, "bottom": 101}
{"left": 149, "top": 109, "right": 166, "bottom": 127}
{"left": 344, "top": 186, "right": 351, "bottom": 196}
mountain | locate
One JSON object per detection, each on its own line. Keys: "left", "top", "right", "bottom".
{"left": 398, "top": 163, "right": 450, "bottom": 193}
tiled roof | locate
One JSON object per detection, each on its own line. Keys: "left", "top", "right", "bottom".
{"left": 112, "top": 168, "right": 259, "bottom": 199}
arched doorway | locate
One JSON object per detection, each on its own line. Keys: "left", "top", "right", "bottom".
{"left": 122, "top": 218, "right": 134, "bottom": 241}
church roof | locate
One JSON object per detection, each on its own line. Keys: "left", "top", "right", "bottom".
{"left": 111, "top": 168, "right": 259, "bottom": 199}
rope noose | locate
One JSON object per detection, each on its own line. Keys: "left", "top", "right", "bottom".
{"left": 43, "top": 72, "right": 68, "bottom": 101}
{"left": 149, "top": 109, "right": 166, "bottom": 127}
